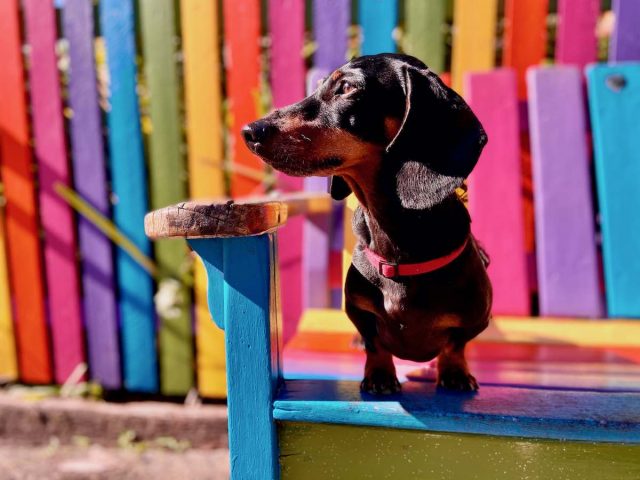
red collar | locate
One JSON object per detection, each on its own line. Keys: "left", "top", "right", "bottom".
{"left": 364, "top": 238, "right": 469, "bottom": 279}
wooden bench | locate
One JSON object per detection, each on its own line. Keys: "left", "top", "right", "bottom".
{"left": 146, "top": 195, "right": 640, "bottom": 480}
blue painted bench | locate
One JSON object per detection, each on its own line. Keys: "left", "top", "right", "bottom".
{"left": 145, "top": 196, "right": 640, "bottom": 480}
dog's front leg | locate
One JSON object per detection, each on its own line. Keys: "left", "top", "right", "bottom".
{"left": 436, "top": 339, "right": 478, "bottom": 392}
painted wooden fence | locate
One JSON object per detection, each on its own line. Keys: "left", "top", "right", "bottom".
{"left": 0, "top": 0, "right": 638, "bottom": 396}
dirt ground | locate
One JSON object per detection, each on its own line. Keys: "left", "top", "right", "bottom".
{"left": 0, "top": 442, "right": 230, "bottom": 480}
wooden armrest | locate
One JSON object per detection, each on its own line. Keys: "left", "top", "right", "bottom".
{"left": 144, "top": 192, "right": 332, "bottom": 239}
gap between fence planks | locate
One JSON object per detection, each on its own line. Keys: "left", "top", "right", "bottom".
{"left": 181, "top": 0, "right": 227, "bottom": 398}
{"left": 0, "top": 0, "right": 52, "bottom": 384}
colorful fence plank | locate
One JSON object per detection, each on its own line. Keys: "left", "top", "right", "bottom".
{"left": 466, "top": 69, "right": 529, "bottom": 315}
{"left": 139, "top": 0, "right": 193, "bottom": 395}
{"left": 587, "top": 63, "right": 640, "bottom": 317}
{"left": 610, "top": 0, "right": 640, "bottom": 62}
{"left": 23, "top": 0, "right": 85, "bottom": 383}
{"left": 0, "top": 206, "right": 17, "bottom": 381}
{"left": 451, "top": 0, "right": 498, "bottom": 94}
{"left": 63, "top": 0, "right": 120, "bottom": 389}
{"left": 269, "top": 0, "right": 307, "bottom": 344}
{"left": 359, "top": 0, "right": 398, "bottom": 55}
{"left": 502, "top": 0, "right": 548, "bottom": 99}
{"left": 555, "top": 0, "right": 599, "bottom": 69}
{"left": 0, "top": 0, "right": 52, "bottom": 384}
{"left": 304, "top": 0, "right": 351, "bottom": 312}
{"left": 403, "top": 0, "right": 447, "bottom": 73}
{"left": 181, "top": 0, "right": 227, "bottom": 398}
{"left": 223, "top": 0, "right": 264, "bottom": 196}
{"left": 100, "top": 0, "right": 158, "bottom": 393}
{"left": 527, "top": 67, "right": 603, "bottom": 317}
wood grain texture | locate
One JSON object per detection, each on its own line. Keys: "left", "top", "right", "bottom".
{"left": 279, "top": 422, "right": 640, "bottom": 479}
{"left": 223, "top": 0, "right": 264, "bottom": 196}
{"left": 466, "top": 70, "right": 529, "bottom": 315}
{"left": 502, "top": 0, "right": 548, "bottom": 99}
{"left": 139, "top": 0, "right": 193, "bottom": 395}
{"left": 269, "top": 0, "right": 306, "bottom": 345}
{"left": 63, "top": 0, "right": 120, "bottom": 389}
{"left": 587, "top": 64, "right": 640, "bottom": 317}
{"left": 23, "top": 0, "right": 85, "bottom": 384}
{"left": 145, "top": 200, "right": 287, "bottom": 239}
{"left": 610, "top": 0, "right": 640, "bottom": 61}
{"left": 181, "top": 0, "right": 226, "bottom": 399}
{"left": 0, "top": 0, "right": 52, "bottom": 384}
{"left": 359, "top": 0, "right": 398, "bottom": 55}
{"left": 0, "top": 207, "right": 17, "bottom": 380}
{"left": 274, "top": 379, "right": 640, "bottom": 443}
{"left": 527, "top": 67, "right": 602, "bottom": 317}
{"left": 451, "top": 0, "right": 498, "bottom": 94}
{"left": 555, "top": 0, "right": 599, "bottom": 68}
{"left": 100, "top": 0, "right": 158, "bottom": 393}
{"left": 403, "top": 0, "right": 447, "bottom": 73}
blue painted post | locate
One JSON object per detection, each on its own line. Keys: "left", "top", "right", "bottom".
{"left": 189, "top": 235, "right": 281, "bottom": 479}
{"left": 359, "top": 0, "right": 398, "bottom": 55}
{"left": 100, "top": 0, "right": 158, "bottom": 392}
{"left": 587, "top": 63, "right": 640, "bottom": 317}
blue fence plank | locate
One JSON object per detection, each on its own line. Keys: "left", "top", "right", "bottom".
{"left": 587, "top": 63, "right": 640, "bottom": 317}
{"left": 359, "top": 0, "right": 398, "bottom": 55}
{"left": 100, "top": 0, "right": 158, "bottom": 392}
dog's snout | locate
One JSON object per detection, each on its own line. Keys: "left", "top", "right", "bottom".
{"left": 242, "top": 120, "right": 274, "bottom": 146}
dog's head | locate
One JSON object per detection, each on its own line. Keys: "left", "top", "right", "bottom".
{"left": 243, "top": 53, "right": 487, "bottom": 208}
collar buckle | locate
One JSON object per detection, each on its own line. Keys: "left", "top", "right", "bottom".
{"left": 378, "top": 260, "right": 399, "bottom": 279}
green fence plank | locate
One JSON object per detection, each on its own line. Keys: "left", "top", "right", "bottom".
{"left": 403, "top": 0, "right": 447, "bottom": 73}
{"left": 139, "top": 0, "right": 193, "bottom": 395}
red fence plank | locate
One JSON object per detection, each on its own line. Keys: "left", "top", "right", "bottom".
{"left": 466, "top": 70, "right": 529, "bottom": 315}
{"left": 223, "top": 0, "right": 264, "bottom": 196}
{"left": 0, "top": 0, "right": 52, "bottom": 384}
{"left": 23, "top": 0, "right": 85, "bottom": 383}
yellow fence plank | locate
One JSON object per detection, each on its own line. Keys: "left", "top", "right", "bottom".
{"left": 451, "top": 0, "right": 498, "bottom": 94}
{"left": 0, "top": 205, "right": 18, "bottom": 380}
{"left": 181, "top": 0, "right": 226, "bottom": 398}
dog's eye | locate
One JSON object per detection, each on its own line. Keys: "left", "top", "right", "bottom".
{"left": 336, "top": 80, "right": 357, "bottom": 96}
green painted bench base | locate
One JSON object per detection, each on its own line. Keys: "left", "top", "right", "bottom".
{"left": 279, "top": 421, "right": 640, "bottom": 480}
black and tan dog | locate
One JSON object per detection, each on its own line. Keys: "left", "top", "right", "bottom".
{"left": 242, "top": 53, "right": 492, "bottom": 394}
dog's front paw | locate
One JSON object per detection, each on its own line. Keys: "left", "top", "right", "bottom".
{"left": 437, "top": 369, "right": 479, "bottom": 392}
{"left": 360, "top": 369, "right": 401, "bottom": 395}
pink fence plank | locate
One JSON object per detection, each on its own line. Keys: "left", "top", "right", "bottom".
{"left": 23, "top": 0, "right": 85, "bottom": 383}
{"left": 610, "top": 0, "right": 640, "bottom": 61}
{"left": 269, "top": 0, "right": 306, "bottom": 344}
{"left": 466, "top": 69, "right": 529, "bottom": 315}
{"left": 555, "top": 0, "right": 599, "bottom": 69}
{"left": 527, "top": 67, "right": 603, "bottom": 317}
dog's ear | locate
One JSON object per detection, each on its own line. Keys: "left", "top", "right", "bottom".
{"left": 329, "top": 175, "right": 352, "bottom": 200}
{"left": 386, "top": 64, "right": 487, "bottom": 209}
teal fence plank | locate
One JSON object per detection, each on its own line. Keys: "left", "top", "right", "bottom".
{"left": 587, "top": 63, "right": 640, "bottom": 317}
{"left": 100, "top": 0, "right": 158, "bottom": 392}
{"left": 359, "top": 0, "right": 398, "bottom": 55}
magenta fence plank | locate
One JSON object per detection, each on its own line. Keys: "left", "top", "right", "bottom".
{"left": 23, "top": 0, "right": 86, "bottom": 383}
{"left": 466, "top": 69, "right": 529, "bottom": 315}
{"left": 610, "top": 0, "right": 640, "bottom": 61}
{"left": 555, "top": 0, "right": 599, "bottom": 69}
{"left": 63, "top": 0, "right": 120, "bottom": 388}
{"left": 527, "top": 67, "right": 603, "bottom": 317}
{"left": 269, "top": 0, "right": 307, "bottom": 344}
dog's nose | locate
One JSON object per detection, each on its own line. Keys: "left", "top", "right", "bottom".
{"left": 242, "top": 120, "right": 274, "bottom": 145}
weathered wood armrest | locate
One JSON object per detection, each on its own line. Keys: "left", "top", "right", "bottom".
{"left": 144, "top": 192, "right": 332, "bottom": 239}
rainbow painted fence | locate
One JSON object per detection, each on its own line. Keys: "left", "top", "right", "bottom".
{"left": 1, "top": 0, "right": 639, "bottom": 399}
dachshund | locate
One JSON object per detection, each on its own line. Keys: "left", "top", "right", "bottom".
{"left": 242, "top": 53, "right": 491, "bottom": 394}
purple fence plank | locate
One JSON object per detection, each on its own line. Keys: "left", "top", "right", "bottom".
{"left": 527, "top": 67, "right": 603, "bottom": 317}
{"left": 610, "top": 0, "right": 640, "bottom": 61}
{"left": 555, "top": 0, "right": 599, "bottom": 69}
{"left": 63, "top": 0, "right": 120, "bottom": 388}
